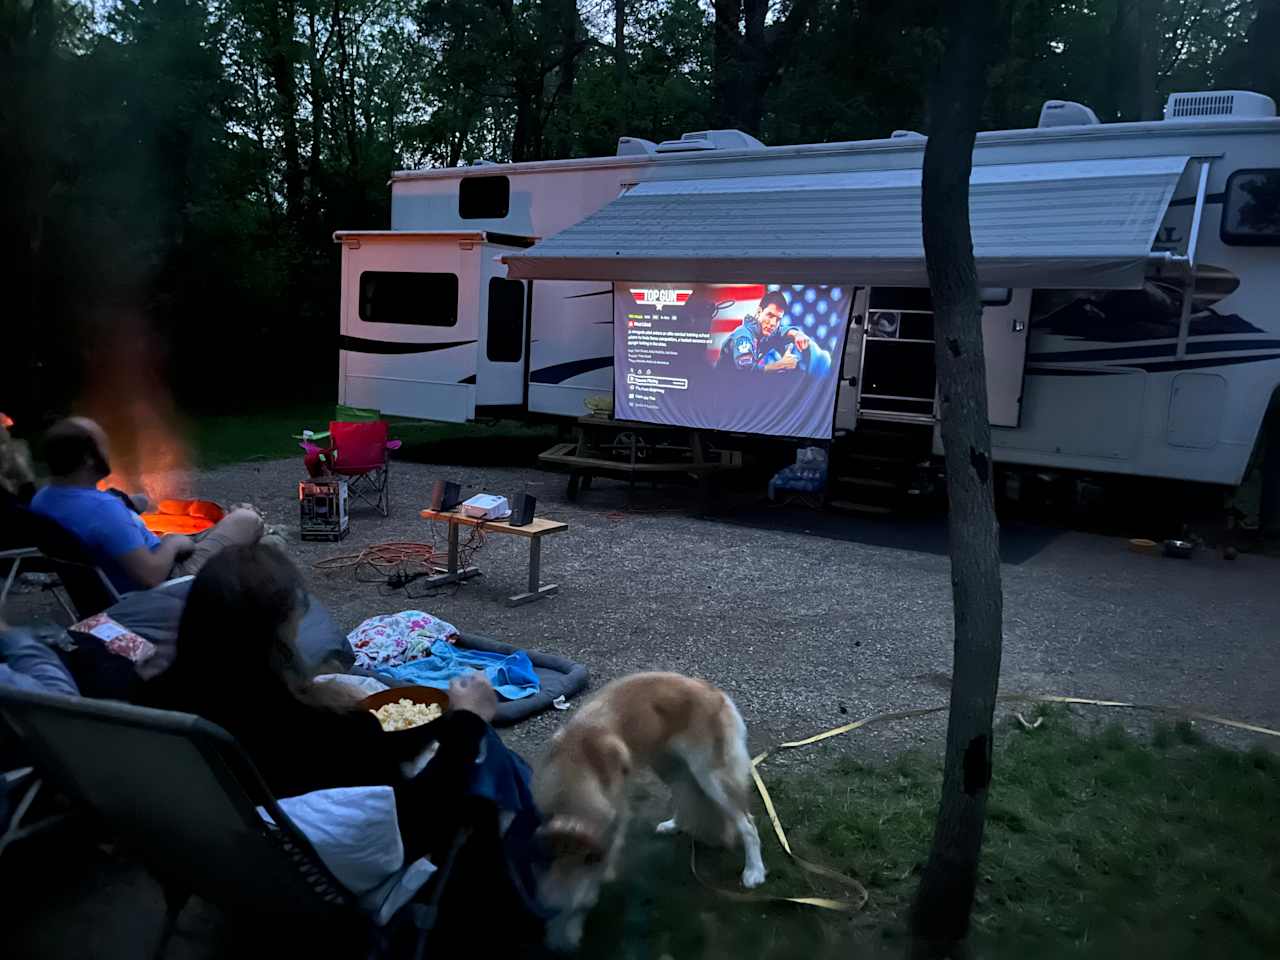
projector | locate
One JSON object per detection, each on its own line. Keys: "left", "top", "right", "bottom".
{"left": 460, "top": 493, "right": 511, "bottom": 520}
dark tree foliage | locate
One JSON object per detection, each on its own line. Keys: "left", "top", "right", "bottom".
{"left": 0, "top": 0, "right": 1265, "bottom": 422}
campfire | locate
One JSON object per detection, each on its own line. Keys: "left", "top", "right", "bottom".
{"left": 83, "top": 315, "right": 230, "bottom": 536}
{"left": 92, "top": 421, "right": 219, "bottom": 535}
{"left": 138, "top": 499, "right": 225, "bottom": 536}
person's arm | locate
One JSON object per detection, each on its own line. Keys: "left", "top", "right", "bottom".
{"left": 804, "top": 339, "right": 833, "bottom": 375}
{"left": 0, "top": 622, "right": 79, "bottom": 696}
{"left": 330, "top": 674, "right": 498, "bottom": 784}
{"left": 763, "top": 352, "right": 799, "bottom": 372}
{"left": 116, "top": 535, "right": 194, "bottom": 589}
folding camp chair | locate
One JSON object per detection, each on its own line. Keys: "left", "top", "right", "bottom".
{"left": 1, "top": 492, "right": 189, "bottom": 621}
{"left": 329, "top": 420, "right": 395, "bottom": 517}
{"left": 0, "top": 547, "right": 41, "bottom": 614}
{"left": 0, "top": 764, "right": 71, "bottom": 857}
{"left": 0, "top": 686, "right": 457, "bottom": 959}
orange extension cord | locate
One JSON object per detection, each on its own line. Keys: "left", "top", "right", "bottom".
{"left": 312, "top": 541, "right": 442, "bottom": 575}
{"left": 312, "top": 542, "right": 447, "bottom": 594}
{"left": 312, "top": 534, "right": 486, "bottom": 588}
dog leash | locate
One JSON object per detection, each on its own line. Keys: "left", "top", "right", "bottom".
{"left": 689, "top": 843, "right": 861, "bottom": 913}
{"left": 706, "top": 694, "right": 1279, "bottom": 915}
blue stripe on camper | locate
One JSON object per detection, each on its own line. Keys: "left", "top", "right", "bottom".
{"left": 1029, "top": 354, "right": 1280, "bottom": 376}
{"left": 1026, "top": 343, "right": 1177, "bottom": 364}
{"left": 1186, "top": 339, "right": 1280, "bottom": 354}
{"left": 339, "top": 336, "right": 476, "bottom": 355}
{"left": 1131, "top": 353, "right": 1280, "bottom": 373}
{"left": 528, "top": 356, "right": 613, "bottom": 384}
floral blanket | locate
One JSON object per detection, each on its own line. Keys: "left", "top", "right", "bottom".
{"left": 347, "top": 610, "right": 460, "bottom": 671}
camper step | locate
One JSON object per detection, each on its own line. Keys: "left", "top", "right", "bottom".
{"left": 835, "top": 476, "right": 898, "bottom": 489}
{"left": 840, "top": 452, "right": 916, "bottom": 466}
{"left": 829, "top": 499, "right": 894, "bottom": 515}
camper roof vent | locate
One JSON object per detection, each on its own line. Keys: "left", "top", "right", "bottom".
{"left": 890, "top": 129, "right": 926, "bottom": 140}
{"left": 1164, "top": 90, "right": 1276, "bottom": 121}
{"left": 654, "top": 129, "right": 766, "bottom": 153}
{"left": 616, "top": 136, "right": 657, "bottom": 157}
{"left": 1037, "top": 100, "right": 1100, "bottom": 128}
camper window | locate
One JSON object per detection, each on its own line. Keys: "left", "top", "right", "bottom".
{"left": 487, "top": 277, "right": 524, "bottom": 362}
{"left": 358, "top": 271, "right": 459, "bottom": 326}
{"left": 459, "top": 176, "right": 511, "bottom": 219}
{"left": 1221, "top": 169, "right": 1280, "bottom": 246}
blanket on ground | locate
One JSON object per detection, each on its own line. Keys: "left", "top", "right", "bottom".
{"left": 383, "top": 639, "right": 539, "bottom": 700}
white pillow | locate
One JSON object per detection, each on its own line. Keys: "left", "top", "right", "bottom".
{"left": 259, "top": 784, "right": 435, "bottom": 909}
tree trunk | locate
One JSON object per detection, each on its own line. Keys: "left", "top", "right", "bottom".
{"left": 711, "top": 0, "right": 817, "bottom": 134}
{"left": 333, "top": 0, "right": 360, "bottom": 176}
{"left": 909, "top": 0, "right": 1003, "bottom": 957}
{"left": 263, "top": 3, "right": 303, "bottom": 215}
{"left": 1136, "top": 0, "right": 1159, "bottom": 120}
{"left": 305, "top": 8, "right": 326, "bottom": 219}
{"left": 612, "top": 0, "right": 627, "bottom": 141}
{"left": 711, "top": 0, "right": 744, "bottom": 129}
{"left": 614, "top": 0, "right": 626, "bottom": 85}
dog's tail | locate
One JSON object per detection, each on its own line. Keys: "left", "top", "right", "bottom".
{"left": 717, "top": 692, "right": 754, "bottom": 802}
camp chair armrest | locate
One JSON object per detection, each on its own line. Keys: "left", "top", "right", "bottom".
{"left": 117, "top": 575, "right": 193, "bottom": 603}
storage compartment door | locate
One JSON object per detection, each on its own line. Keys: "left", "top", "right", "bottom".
{"left": 338, "top": 239, "right": 477, "bottom": 422}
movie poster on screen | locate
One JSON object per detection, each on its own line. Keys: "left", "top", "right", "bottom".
{"left": 612, "top": 282, "right": 854, "bottom": 439}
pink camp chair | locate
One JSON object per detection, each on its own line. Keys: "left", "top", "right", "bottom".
{"left": 328, "top": 420, "right": 397, "bottom": 516}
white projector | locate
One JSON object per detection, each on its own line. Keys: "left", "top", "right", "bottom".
{"left": 460, "top": 493, "right": 511, "bottom": 520}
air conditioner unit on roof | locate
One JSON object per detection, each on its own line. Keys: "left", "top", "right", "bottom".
{"left": 654, "top": 130, "right": 766, "bottom": 153}
{"left": 1164, "top": 90, "right": 1276, "bottom": 120}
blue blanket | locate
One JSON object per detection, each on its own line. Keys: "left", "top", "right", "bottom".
{"left": 384, "top": 639, "right": 540, "bottom": 701}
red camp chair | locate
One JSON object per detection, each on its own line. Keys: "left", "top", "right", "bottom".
{"left": 329, "top": 420, "right": 395, "bottom": 517}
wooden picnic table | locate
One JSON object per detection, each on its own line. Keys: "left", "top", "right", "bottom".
{"left": 418, "top": 507, "right": 568, "bottom": 605}
{"left": 538, "top": 416, "right": 739, "bottom": 505}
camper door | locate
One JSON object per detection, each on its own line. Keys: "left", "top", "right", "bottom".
{"left": 475, "top": 245, "right": 528, "bottom": 407}
{"left": 338, "top": 236, "right": 479, "bottom": 422}
{"left": 981, "top": 288, "right": 1031, "bottom": 428}
{"left": 834, "top": 288, "right": 869, "bottom": 431}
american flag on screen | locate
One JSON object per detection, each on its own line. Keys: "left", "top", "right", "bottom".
{"left": 704, "top": 284, "right": 847, "bottom": 365}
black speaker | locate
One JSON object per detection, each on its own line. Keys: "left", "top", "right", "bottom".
{"left": 431, "top": 479, "right": 462, "bottom": 512}
{"left": 509, "top": 492, "right": 536, "bottom": 527}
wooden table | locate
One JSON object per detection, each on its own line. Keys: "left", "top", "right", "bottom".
{"left": 418, "top": 508, "right": 568, "bottom": 605}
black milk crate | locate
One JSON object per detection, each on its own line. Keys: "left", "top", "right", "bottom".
{"left": 299, "top": 478, "right": 350, "bottom": 542}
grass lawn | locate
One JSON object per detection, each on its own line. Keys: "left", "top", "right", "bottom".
{"left": 578, "top": 712, "right": 1280, "bottom": 959}
{"left": 186, "top": 402, "right": 560, "bottom": 468}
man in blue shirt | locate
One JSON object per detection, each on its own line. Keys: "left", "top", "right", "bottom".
{"left": 30, "top": 418, "right": 265, "bottom": 593}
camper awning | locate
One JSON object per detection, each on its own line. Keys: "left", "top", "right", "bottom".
{"left": 503, "top": 156, "right": 1191, "bottom": 289}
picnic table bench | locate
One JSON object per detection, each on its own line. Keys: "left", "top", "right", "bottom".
{"left": 538, "top": 416, "right": 739, "bottom": 506}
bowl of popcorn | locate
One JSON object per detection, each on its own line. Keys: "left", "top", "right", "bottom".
{"left": 361, "top": 686, "right": 449, "bottom": 733}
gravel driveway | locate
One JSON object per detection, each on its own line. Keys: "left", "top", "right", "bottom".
{"left": 8, "top": 456, "right": 1278, "bottom": 960}
{"left": 125, "top": 456, "right": 1280, "bottom": 764}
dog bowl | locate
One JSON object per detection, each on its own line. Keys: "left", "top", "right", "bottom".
{"left": 361, "top": 685, "right": 450, "bottom": 732}
{"left": 1163, "top": 539, "right": 1195, "bottom": 559}
{"left": 1128, "top": 538, "right": 1159, "bottom": 555}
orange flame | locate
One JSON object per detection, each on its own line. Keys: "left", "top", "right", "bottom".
{"left": 82, "top": 313, "right": 194, "bottom": 502}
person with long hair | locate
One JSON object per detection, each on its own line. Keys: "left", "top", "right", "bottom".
{"left": 145, "top": 543, "right": 544, "bottom": 941}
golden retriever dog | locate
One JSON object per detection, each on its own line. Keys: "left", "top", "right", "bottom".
{"left": 533, "top": 672, "right": 766, "bottom": 950}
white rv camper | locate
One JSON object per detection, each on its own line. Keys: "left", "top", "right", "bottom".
{"left": 336, "top": 91, "right": 1280, "bottom": 491}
